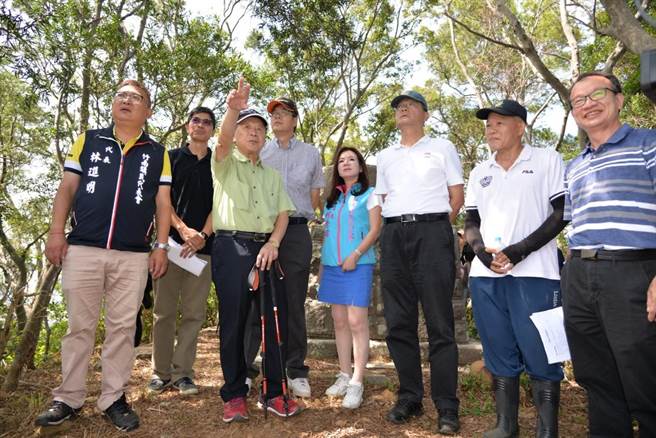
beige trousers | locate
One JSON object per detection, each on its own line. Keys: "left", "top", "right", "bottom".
{"left": 151, "top": 255, "right": 211, "bottom": 382}
{"left": 52, "top": 245, "right": 149, "bottom": 411}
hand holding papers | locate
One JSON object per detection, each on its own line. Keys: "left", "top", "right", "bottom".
{"left": 167, "top": 237, "right": 208, "bottom": 276}
{"left": 530, "top": 306, "right": 571, "bottom": 364}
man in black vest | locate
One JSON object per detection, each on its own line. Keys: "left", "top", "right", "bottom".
{"left": 36, "top": 79, "right": 171, "bottom": 433}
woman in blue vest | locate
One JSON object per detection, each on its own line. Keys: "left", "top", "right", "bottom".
{"left": 319, "top": 146, "right": 382, "bottom": 409}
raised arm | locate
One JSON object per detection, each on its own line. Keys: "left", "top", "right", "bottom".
{"left": 215, "top": 77, "right": 250, "bottom": 162}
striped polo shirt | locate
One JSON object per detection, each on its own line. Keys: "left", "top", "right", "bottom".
{"left": 564, "top": 124, "right": 656, "bottom": 249}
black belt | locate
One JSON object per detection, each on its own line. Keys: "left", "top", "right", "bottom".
{"left": 288, "top": 217, "right": 308, "bottom": 225}
{"left": 384, "top": 213, "right": 449, "bottom": 224}
{"left": 570, "top": 248, "right": 656, "bottom": 261}
{"left": 215, "top": 230, "right": 270, "bottom": 242}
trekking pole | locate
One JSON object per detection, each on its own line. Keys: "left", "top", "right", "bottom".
{"left": 258, "top": 268, "right": 268, "bottom": 420}
{"left": 269, "top": 263, "right": 290, "bottom": 416}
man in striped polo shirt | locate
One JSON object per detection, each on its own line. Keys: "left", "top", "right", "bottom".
{"left": 564, "top": 71, "right": 656, "bottom": 437}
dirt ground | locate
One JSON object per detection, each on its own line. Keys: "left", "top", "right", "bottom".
{"left": 1, "top": 328, "right": 591, "bottom": 438}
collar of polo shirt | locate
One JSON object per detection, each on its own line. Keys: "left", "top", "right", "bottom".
{"left": 233, "top": 148, "right": 263, "bottom": 166}
{"left": 582, "top": 123, "right": 631, "bottom": 156}
{"left": 488, "top": 143, "right": 532, "bottom": 168}
{"left": 391, "top": 135, "right": 429, "bottom": 149}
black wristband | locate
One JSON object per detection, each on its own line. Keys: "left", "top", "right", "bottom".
{"left": 199, "top": 231, "right": 209, "bottom": 240}
{"left": 475, "top": 248, "right": 494, "bottom": 269}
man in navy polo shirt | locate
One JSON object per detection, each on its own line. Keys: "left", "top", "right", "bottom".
{"left": 564, "top": 71, "right": 656, "bottom": 437}
{"left": 465, "top": 100, "right": 566, "bottom": 438}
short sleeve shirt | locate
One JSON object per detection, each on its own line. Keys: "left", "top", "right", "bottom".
{"left": 260, "top": 138, "right": 324, "bottom": 220}
{"left": 374, "top": 135, "right": 463, "bottom": 217}
{"left": 465, "top": 145, "right": 565, "bottom": 279}
{"left": 168, "top": 146, "right": 214, "bottom": 254}
{"left": 564, "top": 124, "right": 656, "bottom": 250}
{"left": 211, "top": 148, "right": 295, "bottom": 233}
{"left": 65, "top": 130, "right": 172, "bottom": 184}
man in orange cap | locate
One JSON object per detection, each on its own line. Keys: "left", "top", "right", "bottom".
{"left": 244, "top": 96, "right": 323, "bottom": 398}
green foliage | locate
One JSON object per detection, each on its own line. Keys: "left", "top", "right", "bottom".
{"left": 459, "top": 371, "right": 494, "bottom": 416}
{"left": 465, "top": 298, "right": 479, "bottom": 341}
{"left": 251, "top": 0, "right": 418, "bottom": 160}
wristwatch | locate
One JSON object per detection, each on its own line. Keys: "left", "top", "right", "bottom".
{"left": 152, "top": 242, "right": 170, "bottom": 251}
{"left": 199, "top": 231, "right": 209, "bottom": 240}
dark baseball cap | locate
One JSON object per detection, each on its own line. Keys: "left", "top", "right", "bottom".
{"left": 391, "top": 90, "right": 428, "bottom": 112}
{"left": 267, "top": 97, "right": 299, "bottom": 117}
{"left": 476, "top": 99, "right": 527, "bottom": 123}
{"left": 236, "top": 109, "right": 268, "bottom": 127}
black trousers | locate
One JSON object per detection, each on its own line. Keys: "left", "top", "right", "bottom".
{"left": 380, "top": 219, "right": 459, "bottom": 411}
{"left": 245, "top": 223, "right": 312, "bottom": 379}
{"left": 212, "top": 235, "right": 288, "bottom": 402}
{"left": 562, "top": 256, "right": 656, "bottom": 438}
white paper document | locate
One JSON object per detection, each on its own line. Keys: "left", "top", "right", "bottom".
{"left": 529, "top": 306, "right": 571, "bottom": 364}
{"left": 167, "top": 237, "right": 208, "bottom": 277}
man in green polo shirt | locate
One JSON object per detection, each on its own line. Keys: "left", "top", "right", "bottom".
{"left": 211, "top": 78, "right": 299, "bottom": 422}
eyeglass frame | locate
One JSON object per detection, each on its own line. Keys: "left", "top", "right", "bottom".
{"left": 114, "top": 91, "right": 145, "bottom": 104}
{"left": 570, "top": 87, "right": 619, "bottom": 109}
{"left": 270, "top": 108, "right": 296, "bottom": 118}
{"left": 189, "top": 116, "right": 214, "bottom": 127}
{"left": 393, "top": 100, "right": 424, "bottom": 111}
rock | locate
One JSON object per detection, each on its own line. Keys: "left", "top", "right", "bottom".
{"left": 306, "top": 338, "right": 337, "bottom": 358}
{"left": 364, "top": 373, "right": 390, "bottom": 387}
{"left": 305, "top": 299, "right": 333, "bottom": 338}
{"left": 470, "top": 359, "right": 493, "bottom": 384}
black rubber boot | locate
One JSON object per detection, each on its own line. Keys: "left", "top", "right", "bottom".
{"left": 531, "top": 378, "right": 560, "bottom": 438}
{"left": 483, "top": 376, "right": 520, "bottom": 438}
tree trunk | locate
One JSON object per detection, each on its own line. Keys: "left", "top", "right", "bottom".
{"left": 0, "top": 297, "right": 16, "bottom": 360}
{"left": 79, "top": 0, "right": 104, "bottom": 132}
{"left": 2, "top": 263, "right": 60, "bottom": 392}
{"left": 599, "top": 0, "right": 656, "bottom": 54}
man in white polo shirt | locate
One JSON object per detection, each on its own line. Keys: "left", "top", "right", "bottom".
{"left": 465, "top": 100, "right": 567, "bottom": 438}
{"left": 375, "top": 90, "right": 464, "bottom": 435}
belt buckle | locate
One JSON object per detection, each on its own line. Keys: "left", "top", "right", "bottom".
{"left": 253, "top": 234, "right": 267, "bottom": 242}
{"left": 581, "top": 249, "right": 597, "bottom": 260}
{"left": 401, "top": 214, "right": 416, "bottom": 223}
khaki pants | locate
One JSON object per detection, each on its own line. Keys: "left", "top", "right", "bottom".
{"left": 52, "top": 245, "right": 149, "bottom": 411}
{"left": 151, "top": 255, "right": 211, "bottom": 382}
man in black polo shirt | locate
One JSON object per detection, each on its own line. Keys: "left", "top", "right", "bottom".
{"left": 147, "top": 107, "right": 215, "bottom": 396}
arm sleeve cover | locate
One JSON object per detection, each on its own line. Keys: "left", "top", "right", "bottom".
{"left": 464, "top": 208, "right": 493, "bottom": 269}
{"left": 501, "top": 195, "right": 569, "bottom": 265}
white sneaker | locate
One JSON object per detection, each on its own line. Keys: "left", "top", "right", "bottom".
{"left": 342, "top": 382, "right": 364, "bottom": 409}
{"left": 325, "top": 372, "right": 351, "bottom": 397}
{"left": 289, "top": 377, "right": 311, "bottom": 398}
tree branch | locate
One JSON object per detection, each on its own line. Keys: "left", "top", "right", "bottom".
{"left": 486, "top": 0, "right": 570, "bottom": 104}
{"left": 443, "top": 11, "right": 522, "bottom": 51}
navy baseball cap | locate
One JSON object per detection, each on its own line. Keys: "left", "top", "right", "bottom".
{"left": 476, "top": 99, "right": 527, "bottom": 123}
{"left": 236, "top": 109, "right": 268, "bottom": 127}
{"left": 391, "top": 90, "right": 428, "bottom": 112}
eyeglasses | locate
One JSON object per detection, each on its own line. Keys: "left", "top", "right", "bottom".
{"left": 114, "top": 91, "right": 145, "bottom": 104}
{"left": 570, "top": 87, "right": 617, "bottom": 108}
{"left": 271, "top": 109, "right": 295, "bottom": 118}
{"left": 394, "top": 102, "right": 421, "bottom": 111}
{"left": 190, "top": 116, "right": 213, "bottom": 127}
